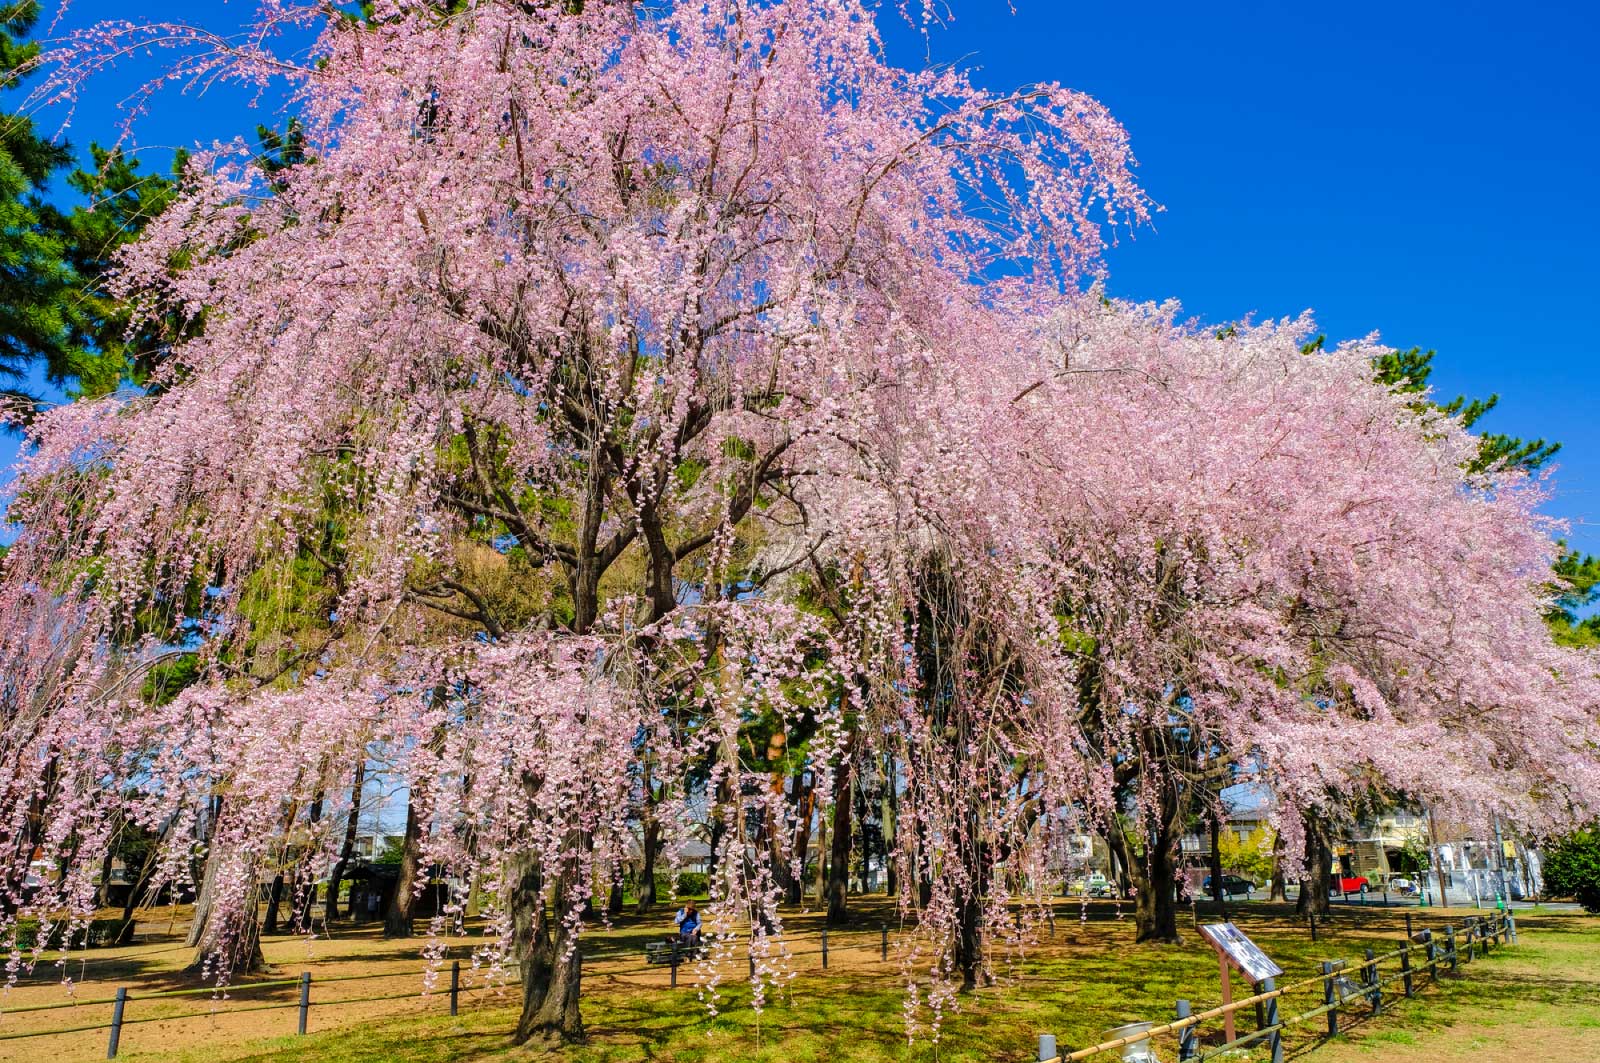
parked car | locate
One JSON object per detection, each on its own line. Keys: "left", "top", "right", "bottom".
{"left": 1333, "top": 875, "right": 1371, "bottom": 895}
{"left": 1203, "top": 874, "right": 1255, "bottom": 897}
{"left": 1069, "top": 873, "right": 1116, "bottom": 897}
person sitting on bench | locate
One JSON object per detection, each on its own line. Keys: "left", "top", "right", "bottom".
{"left": 673, "top": 900, "right": 702, "bottom": 946}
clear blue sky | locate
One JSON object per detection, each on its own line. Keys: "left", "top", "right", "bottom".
{"left": 19, "top": 1, "right": 1600, "bottom": 554}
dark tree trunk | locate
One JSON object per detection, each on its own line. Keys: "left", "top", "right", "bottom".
{"left": 262, "top": 874, "right": 287, "bottom": 936}
{"left": 606, "top": 875, "right": 623, "bottom": 918}
{"left": 637, "top": 816, "right": 659, "bottom": 913}
{"left": 290, "top": 791, "right": 325, "bottom": 931}
{"left": 1208, "top": 804, "right": 1227, "bottom": 914}
{"left": 882, "top": 758, "right": 898, "bottom": 896}
{"left": 96, "top": 844, "right": 117, "bottom": 910}
{"left": 1296, "top": 820, "right": 1333, "bottom": 917}
{"left": 785, "top": 770, "right": 813, "bottom": 906}
{"left": 384, "top": 797, "right": 423, "bottom": 938}
{"left": 826, "top": 755, "right": 853, "bottom": 925}
{"left": 325, "top": 763, "right": 364, "bottom": 925}
{"left": 114, "top": 845, "right": 158, "bottom": 946}
{"left": 512, "top": 852, "right": 585, "bottom": 1044}
{"left": 636, "top": 760, "right": 660, "bottom": 913}
{"left": 1106, "top": 815, "right": 1182, "bottom": 944}
{"left": 1269, "top": 831, "right": 1288, "bottom": 902}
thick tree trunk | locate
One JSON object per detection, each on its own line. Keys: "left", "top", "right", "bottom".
{"left": 1106, "top": 819, "right": 1181, "bottom": 944}
{"left": 826, "top": 755, "right": 853, "bottom": 925}
{"left": 956, "top": 883, "right": 985, "bottom": 991}
{"left": 325, "top": 762, "right": 364, "bottom": 925}
{"left": 511, "top": 853, "right": 584, "bottom": 1044}
{"left": 1296, "top": 821, "right": 1332, "bottom": 917}
{"left": 384, "top": 797, "right": 423, "bottom": 938}
{"left": 186, "top": 847, "right": 221, "bottom": 949}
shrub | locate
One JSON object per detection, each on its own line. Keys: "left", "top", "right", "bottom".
{"left": 673, "top": 872, "right": 708, "bottom": 897}
{"left": 1543, "top": 826, "right": 1600, "bottom": 913}
{"left": 12, "top": 917, "right": 123, "bottom": 951}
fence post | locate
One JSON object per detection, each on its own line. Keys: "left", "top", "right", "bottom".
{"left": 106, "top": 986, "right": 128, "bottom": 1059}
{"left": 821, "top": 927, "right": 829, "bottom": 969}
{"left": 881, "top": 925, "right": 889, "bottom": 961}
{"left": 1037, "top": 1033, "right": 1057, "bottom": 1062}
{"left": 1364, "top": 947, "right": 1381, "bottom": 1016}
{"left": 298, "top": 972, "right": 311, "bottom": 1035}
{"left": 1508, "top": 913, "right": 1518, "bottom": 945}
{"left": 1262, "top": 977, "right": 1283, "bottom": 1063}
{"left": 1404, "top": 911, "right": 1413, "bottom": 940}
{"left": 1446, "top": 926, "right": 1458, "bottom": 972}
{"left": 1401, "top": 937, "right": 1414, "bottom": 997}
{"left": 1176, "top": 999, "right": 1197, "bottom": 1061}
{"left": 670, "top": 938, "right": 679, "bottom": 988}
{"left": 1322, "top": 960, "right": 1338, "bottom": 1036}
{"left": 748, "top": 948, "right": 756, "bottom": 979}
{"left": 1422, "top": 928, "right": 1437, "bottom": 981}
{"left": 450, "top": 960, "right": 460, "bottom": 1016}
{"left": 1309, "top": 912, "right": 1317, "bottom": 942}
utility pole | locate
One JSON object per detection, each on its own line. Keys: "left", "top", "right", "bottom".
{"left": 1492, "top": 815, "right": 1509, "bottom": 908}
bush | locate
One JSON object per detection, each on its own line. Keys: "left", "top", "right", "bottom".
{"left": 673, "top": 872, "right": 708, "bottom": 897}
{"left": 12, "top": 917, "right": 123, "bottom": 951}
{"left": 1543, "top": 826, "right": 1600, "bottom": 913}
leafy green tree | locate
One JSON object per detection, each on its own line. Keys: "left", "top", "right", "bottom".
{"left": 1542, "top": 826, "right": 1600, "bottom": 913}
{"left": 1218, "top": 826, "right": 1275, "bottom": 884}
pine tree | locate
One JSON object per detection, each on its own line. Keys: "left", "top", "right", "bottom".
{"left": 0, "top": 0, "right": 75, "bottom": 411}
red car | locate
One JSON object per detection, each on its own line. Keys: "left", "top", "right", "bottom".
{"left": 1333, "top": 875, "right": 1371, "bottom": 895}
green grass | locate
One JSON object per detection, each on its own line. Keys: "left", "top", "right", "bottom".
{"left": 61, "top": 905, "right": 1598, "bottom": 1063}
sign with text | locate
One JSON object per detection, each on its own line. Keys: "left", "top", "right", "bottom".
{"left": 1199, "top": 922, "right": 1284, "bottom": 984}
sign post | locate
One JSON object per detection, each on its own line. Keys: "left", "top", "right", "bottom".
{"left": 1199, "top": 923, "right": 1284, "bottom": 1048}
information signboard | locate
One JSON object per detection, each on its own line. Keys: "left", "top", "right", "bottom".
{"left": 1200, "top": 922, "right": 1284, "bottom": 983}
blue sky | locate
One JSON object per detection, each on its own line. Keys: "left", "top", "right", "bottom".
{"left": 17, "top": 1, "right": 1600, "bottom": 553}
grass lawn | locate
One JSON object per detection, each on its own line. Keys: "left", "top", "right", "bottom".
{"left": 2, "top": 901, "right": 1590, "bottom": 1063}
{"left": 1307, "top": 911, "right": 1600, "bottom": 1063}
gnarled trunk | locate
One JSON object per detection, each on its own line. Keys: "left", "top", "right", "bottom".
{"left": 1106, "top": 814, "right": 1182, "bottom": 944}
{"left": 1296, "top": 819, "right": 1332, "bottom": 917}
{"left": 511, "top": 852, "right": 584, "bottom": 1044}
